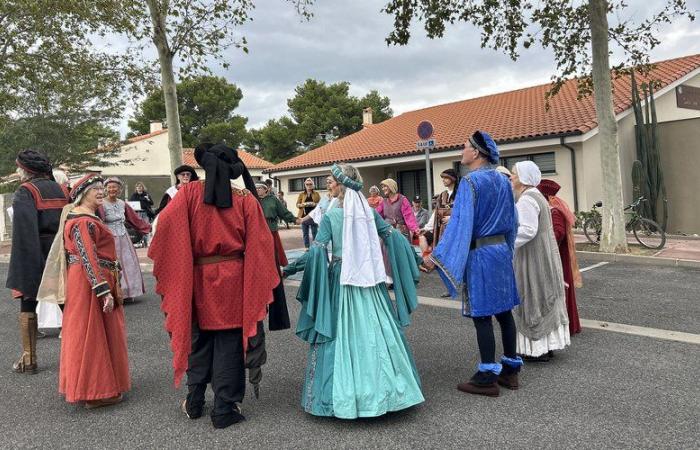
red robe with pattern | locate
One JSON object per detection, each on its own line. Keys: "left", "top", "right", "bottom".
{"left": 60, "top": 213, "right": 131, "bottom": 402}
{"left": 551, "top": 208, "right": 582, "bottom": 335}
{"left": 148, "top": 181, "right": 279, "bottom": 387}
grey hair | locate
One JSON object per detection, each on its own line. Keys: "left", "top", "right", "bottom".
{"left": 16, "top": 167, "right": 31, "bottom": 182}
{"left": 369, "top": 185, "right": 380, "bottom": 194}
{"left": 52, "top": 170, "right": 69, "bottom": 186}
{"left": 334, "top": 163, "right": 363, "bottom": 207}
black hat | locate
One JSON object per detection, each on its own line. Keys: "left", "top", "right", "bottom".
{"left": 412, "top": 196, "right": 422, "bottom": 203}
{"left": 194, "top": 143, "right": 257, "bottom": 208}
{"left": 16, "top": 149, "right": 53, "bottom": 177}
{"left": 173, "top": 165, "right": 199, "bottom": 183}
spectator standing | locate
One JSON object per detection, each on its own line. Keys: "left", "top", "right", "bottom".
{"left": 296, "top": 178, "right": 321, "bottom": 248}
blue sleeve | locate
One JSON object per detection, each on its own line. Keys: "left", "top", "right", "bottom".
{"left": 431, "top": 177, "right": 475, "bottom": 298}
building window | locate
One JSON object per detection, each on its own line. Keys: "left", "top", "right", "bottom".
{"left": 288, "top": 175, "right": 326, "bottom": 192}
{"left": 453, "top": 151, "right": 556, "bottom": 176}
{"left": 501, "top": 152, "right": 556, "bottom": 174}
{"left": 398, "top": 169, "right": 427, "bottom": 203}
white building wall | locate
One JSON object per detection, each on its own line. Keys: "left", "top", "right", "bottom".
{"left": 96, "top": 133, "right": 172, "bottom": 176}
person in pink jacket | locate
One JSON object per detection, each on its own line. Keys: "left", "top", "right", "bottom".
{"left": 376, "top": 178, "right": 419, "bottom": 242}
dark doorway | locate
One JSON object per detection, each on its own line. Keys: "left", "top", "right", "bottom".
{"left": 398, "top": 169, "right": 427, "bottom": 205}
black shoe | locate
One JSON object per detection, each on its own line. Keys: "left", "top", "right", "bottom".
{"left": 439, "top": 291, "right": 451, "bottom": 298}
{"left": 211, "top": 405, "right": 245, "bottom": 429}
{"left": 181, "top": 399, "right": 203, "bottom": 420}
{"left": 519, "top": 353, "right": 550, "bottom": 363}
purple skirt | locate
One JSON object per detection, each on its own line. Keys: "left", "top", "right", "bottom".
{"left": 114, "top": 234, "right": 145, "bottom": 298}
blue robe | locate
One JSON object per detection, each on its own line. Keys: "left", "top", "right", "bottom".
{"left": 432, "top": 168, "right": 520, "bottom": 317}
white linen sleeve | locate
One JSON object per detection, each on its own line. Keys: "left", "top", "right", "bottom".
{"left": 423, "top": 210, "right": 435, "bottom": 232}
{"left": 515, "top": 195, "right": 540, "bottom": 248}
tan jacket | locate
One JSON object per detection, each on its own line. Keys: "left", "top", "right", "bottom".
{"left": 296, "top": 190, "right": 321, "bottom": 218}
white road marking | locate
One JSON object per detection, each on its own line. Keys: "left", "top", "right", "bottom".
{"left": 282, "top": 283, "right": 700, "bottom": 345}
{"left": 580, "top": 261, "right": 609, "bottom": 272}
{"left": 580, "top": 319, "right": 700, "bottom": 345}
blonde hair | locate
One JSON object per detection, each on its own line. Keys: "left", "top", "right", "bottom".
{"left": 334, "top": 163, "right": 363, "bottom": 207}
{"left": 134, "top": 181, "right": 147, "bottom": 192}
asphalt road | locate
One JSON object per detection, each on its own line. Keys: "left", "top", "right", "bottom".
{"left": 0, "top": 261, "right": 698, "bottom": 449}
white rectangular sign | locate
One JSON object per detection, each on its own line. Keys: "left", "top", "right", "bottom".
{"left": 416, "top": 139, "right": 436, "bottom": 149}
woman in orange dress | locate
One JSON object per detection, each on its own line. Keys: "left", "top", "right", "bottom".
{"left": 59, "top": 174, "right": 131, "bottom": 408}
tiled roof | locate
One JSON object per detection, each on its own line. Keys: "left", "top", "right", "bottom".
{"left": 268, "top": 54, "right": 700, "bottom": 173}
{"left": 182, "top": 148, "right": 273, "bottom": 170}
{"left": 126, "top": 129, "right": 168, "bottom": 143}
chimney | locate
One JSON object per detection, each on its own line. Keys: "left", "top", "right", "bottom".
{"left": 150, "top": 120, "right": 164, "bottom": 133}
{"left": 362, "top": 107, "right": 373, "bottom": 127}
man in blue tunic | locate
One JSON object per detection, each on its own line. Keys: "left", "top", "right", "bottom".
{"left": 423, "top": 131, "right": 523, "bottom": 397}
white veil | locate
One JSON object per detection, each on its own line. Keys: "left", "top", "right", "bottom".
{"left": 340, "top": 189, "right": 386, "bottom": 287}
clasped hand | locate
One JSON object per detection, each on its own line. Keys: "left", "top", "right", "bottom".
{"left": 102, "top": 293, "right": 115, "bottom": 313}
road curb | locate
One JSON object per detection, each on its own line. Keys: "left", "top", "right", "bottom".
{"left": 576, "top": 250, "right": 700, "bottom": 269}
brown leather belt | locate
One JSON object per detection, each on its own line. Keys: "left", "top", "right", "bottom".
{"left": 194, "top": 253, "right": 244, "bottom": 265}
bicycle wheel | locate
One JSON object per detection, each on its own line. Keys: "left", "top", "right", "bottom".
{"left": 632, "top": 218, "right": 666, "bottom": 250}
{"left": 583, "top": 218, "right": 601, "bottom": 244}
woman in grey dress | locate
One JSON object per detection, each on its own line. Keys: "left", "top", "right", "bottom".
{"left": 100, "top": 177, "right": 151, "bottom": 301}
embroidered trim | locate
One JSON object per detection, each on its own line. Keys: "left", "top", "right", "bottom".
{"left": 304, "top": 343, "right": 319, "bottom": 413}
{"left": 72, "top": 224, "right": 99, "bottom": 288}
{"left": 429, "top": 254, "right": 462, "bottom": 294}
{"left": 67, "top": 253, "right": 120, "bottom": 271}
{"left": 331, "top": 164, "right": 363, "bottom": 191}
{"left": 21, "top": 182, "right": 68, "bottom": 210}
{"left": 93, "top": 282, "right": 110, "bottom": 297}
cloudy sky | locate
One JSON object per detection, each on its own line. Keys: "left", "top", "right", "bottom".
{"left": 120, "top": 0, "right": 700, "bottom": 135}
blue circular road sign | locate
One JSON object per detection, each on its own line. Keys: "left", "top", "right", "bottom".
{"left": 417, "top": 121, "right": 434, "bottom": 140}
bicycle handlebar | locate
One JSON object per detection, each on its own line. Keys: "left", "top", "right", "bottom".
{"left": 592, "top": 196, "right": 646, "bottom": 210}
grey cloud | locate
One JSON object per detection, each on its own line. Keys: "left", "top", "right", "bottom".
{"left": 120, "top": 0, "right": 697, "bottom": 133}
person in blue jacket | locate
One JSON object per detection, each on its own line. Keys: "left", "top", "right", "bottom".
{"left": 423, "top": 130, "right": 523, "bottom": 397}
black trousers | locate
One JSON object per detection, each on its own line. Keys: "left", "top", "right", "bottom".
{"left": 186, "top": 323, "right": 245, "bottom": 418}
{"left": 20, "top": 297, "right": 64, "bottom": 313}
{"left": 472, "top": 310, "right": 517, "bottom": 364}
{"left": 20, "top": 298, "right": 38, "bottom": 313}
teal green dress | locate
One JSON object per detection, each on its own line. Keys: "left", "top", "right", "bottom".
{"left": 284, "top": 208, "right": 424, "bottom": 418}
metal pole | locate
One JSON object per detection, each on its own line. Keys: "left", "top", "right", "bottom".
{"left": 425, "top": 146, "right": 433, "bottom": 214}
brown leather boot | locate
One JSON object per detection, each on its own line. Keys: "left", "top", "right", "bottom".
{"left": 497, "top": 371, "right": 519, "bottom": 390}
{"left": 497, "top": 356, "right": 523, "bottom": 390}
{"left": 457, "top": 371, "right": 500, "bottom": 397}
{"left": 13, "top": 312, "right": 38, "bottom": 374}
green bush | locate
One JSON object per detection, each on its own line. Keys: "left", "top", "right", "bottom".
{"left": 575, "top": 209, "right": 600, "bottom": 230}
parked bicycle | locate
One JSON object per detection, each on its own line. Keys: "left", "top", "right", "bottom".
{"left": 582, "top": 196, "right": 666, "bottom": 250}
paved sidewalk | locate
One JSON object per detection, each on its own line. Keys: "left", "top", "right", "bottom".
{"left": 573, "top": 233, "right": 700, "bottom": 260}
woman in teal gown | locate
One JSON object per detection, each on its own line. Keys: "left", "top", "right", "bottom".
{"left": 283, "top": 163, "right": 424, "bottom": 419}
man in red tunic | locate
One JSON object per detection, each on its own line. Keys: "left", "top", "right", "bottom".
{"left": 538, "top": 179, "right": 582, "bottom": 335}
{"left": 149, "top": 143, "right": 279, "bottom": 429}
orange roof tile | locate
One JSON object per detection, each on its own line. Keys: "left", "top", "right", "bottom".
{"left": 268, "top": 54, "right": 700, "bottom": 173}
{"left": 182, "top": 148, "right": 273, "bottom": 170}
{"left": 126, "top": 129, "right": 168, "bottom": 143}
